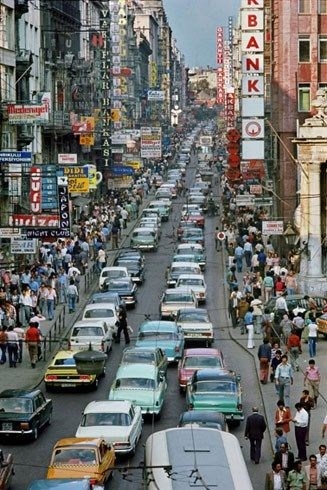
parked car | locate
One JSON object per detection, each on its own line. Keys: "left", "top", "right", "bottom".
{"left": 98, "top": 266, "right": 129, "bottom": 290}
{"left": 46, "top": 437, "right": 115, "bottom": 484}
{"left": 113, "top": 257, "right": 145, "bottom": 284}
{"left": 82, "top": 303, "right": 118, "bottom": 334}
{"left": 160, "top": 287, "right": 198, "bottom": 319}
{"left": 0, "top": 389, "right": 52, "bottom": 440}
{"left": 120, "top": 346, "right": 168, "bottom": 377}
{"left": 180, "top": 227, "right": 204, "bottom": 246}
{"left": 135, "top": 321, "right": 184, "bottom": 363}
{"left": 186, "top": 369, "right": 244, "bottom": 424}
{"left": 75, "top": 400, "right": 143, "bottom": 456}
{"left": 130, "top": 227, "right": 158, "bottom": 251}
{"left": 27, "top": 479, "right": 103, "bottom": 490}
{"left": 116, "top": 248, "right": 145, "bottom": 266}
{"left": 175, "top": 274, "right": 207, "bottom": 303}
{"left": 103, "top": 278, "right": 137, "bottom": 308}
{"left": 0, "top": 449, "right": 14, "bottom": 490}
{"left": 176, "top": 243, "right": 206, "bottom": 269}
{"left": 182, "top": 210, "right": 205, "bottom": 228}
{"left": 171, "top": 254, "right": 202, "bottom": 268}
{"left": 108, "top": 364, "right": 167, "bottom": 418}
{"left": 69, "top": 320, "right": 112, "bottom": 354}
{"left": 166, "top": 262, "right": 202, "bottom": 288}
{"left": 44, "top": 350, "right": 102, "bottom": 392}
{"left": 178, "top": 410, "right": 227, "bottom": 431}
{"left": 178, "top": 348, "right": 225, "bottom": 392}
{"left": 176, "top": 307, "right": 214, "bottom": 345}
{"left": 88, "top": 291, "right": 124, "bottom": 310}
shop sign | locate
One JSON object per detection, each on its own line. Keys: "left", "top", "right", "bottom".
{"left": 11, "top": 238, "right": 36, "bottom": 254}
{"left": 262, "top": 220, "right": 284, "bottom": 235}
{"left": 30, "top": 167, "right": 42, "bottom": 214}
{"left": 10, "top": 214, "right": 60, "bottom": 227}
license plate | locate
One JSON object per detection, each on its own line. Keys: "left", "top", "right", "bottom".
{"left": 61, "top": 383, "right": 75, "bottom": 387}
{"left": 2, "top": 423, "right": 12, "bottom": 430}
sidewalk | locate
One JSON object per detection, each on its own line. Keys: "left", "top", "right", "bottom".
{"left": 0, "top": 198, "right": 151, "bottom": 391}
{"left": 227, "top": 262, "right": 327, "bottom": 460}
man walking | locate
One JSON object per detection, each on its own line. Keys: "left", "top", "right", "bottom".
{"left": 257, "top": 338, "right": 272, "bottom": 384}
{"left": 292, "top": 402, "right": 309, "bottom": 461}
{"left": 25, "top": 321, "right": 41, "bottom": 368}
{"left": 275, "top": 354, "right": 293, "bottom": 408}
{"left": 244, "top": 406, "right": 267, "bottom": 464}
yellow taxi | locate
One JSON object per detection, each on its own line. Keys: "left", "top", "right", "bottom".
{"left": 44, "top": 351, "right": 102, "bottom": 391}
{"left": 46, "top": 437, "right": 115, "bottom": 486}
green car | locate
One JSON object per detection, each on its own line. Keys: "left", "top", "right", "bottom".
{"left": 130, "top": 227, "right": 158, "bottom": 251}
{"left": 108, "top": 364, "right": 167, "bottom": 418}
{"left": 186, "top": 369, "right": 244, "bottom": 425}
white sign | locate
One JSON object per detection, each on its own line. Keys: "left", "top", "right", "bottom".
{"left": 235, "top": 195, "right": 255, "bottom": 206}
{"left": 242, "top": 54, "right": 264, "bottom": 74}
{"left": 242, "top": 139, "right": 265, "bottom": 159}
{"left": 242, "top": 75, "right": 264, "bottom": 95}
{"left": 58, "top": 153, "right": 77, "bottom": 164}
{"left": 254, "top": 197, "right": 273, "bottom": 207}
{"left": 241, "top": 32, "right": 264, "bottom": 52}
{"left": 262, "top": 221, "right": 284, "bottom": 235}
{"left": 242, "top": 119, "right": 264, "bottom": 139}
{"left": 241, "top": 9, "right": 264, "bottom": 31}
{"left": 57, "top": 176, "right": 68, "bottom": 186}
{"left": 147, "top": 90, "right": 165, "bottom": 101}
{"left": 0, "top": 228, "right": 21, "bottom": 238}
{"left": 241, "top": 97, "right": 265, "bottom": 117}
{"left": 241, "top": 0, "right": 264, "bottom": 7}
{"left": 11, "top": 238, "right": 36, "bottom": 254}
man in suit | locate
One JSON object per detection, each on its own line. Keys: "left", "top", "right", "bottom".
{"left": 265, "top": 461, "right": 287, "bottom": 490}
{"left": 244, "top": 406, "right": 267, "bottom": 464}
{"left": 274, "top": 443, "right": 295, "bottom": 475}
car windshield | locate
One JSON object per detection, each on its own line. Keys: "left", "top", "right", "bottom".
{"left": 53, "top": 448, "right": 97, "bottom": 465}
{"left": 193, "top": 381, "right": 236, "bottom": 393}
{"left": 54, "top": 358, "right": 76, "bottom": 366}
{"left": 184, "top": 356, "right": 222, "bottom": 368}
{"left": 164, "top": 293, "right": 194, "bottom": 302}
{"left": 178, "top": 278, "right": 203, "bottom": 286}
{"left": 122, "top": 352, "right": 155, "bottom": 364}
{"left": 0, "top": 398, "right": 33, "bottom": 413}
{"left": 107, "top": 281, "right": 131, "bottom": 291}
{"left": 133, "top": 230, "right": 155, "bottom": 237}
{"left": 82, "top": 412, "right": 131, "bottom": 427}
{"left": 178, "top": 311, "right": 209, "bottom": 322}
{"left": 71, "top": 327, "right": 104, "bottom": 337}
{"left": 84, "top": 309, "right": 114, "bottom": 318}
{"left": 139, "top": 331, "right": 178, "bottom": 341}
{"left": 183, "top": 230, "right": 203, "bottom": 237}
{"left": 102, "top": 270, "right": 126, "bottom": 278}
{"left": 116, "top": 378, "right": 156, "bottom": 389}
{"left": 171, "top": 267, "right": 199, "bottom": 275}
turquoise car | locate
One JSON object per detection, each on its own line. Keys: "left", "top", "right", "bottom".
{"left": 27, "top": 480, "right": 102, "bottom": 490}
{"left": 108, "top": 364, "right": 167, "bottom": 417}
{"left": 186, "top": 368, "right": 244, "bottom": 425}
{"left": 135, "top": 320, "right": 185, "bottom": 363}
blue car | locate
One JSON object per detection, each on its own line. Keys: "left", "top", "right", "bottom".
{"left": 27, "top": 480, "right": 103, "bottom": 489}
{"left": 135, "top": 320, "right": 184, "bottom": 363}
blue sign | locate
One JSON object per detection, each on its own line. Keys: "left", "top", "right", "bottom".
{"left": 110, "top": 165, "right": 134, "bottom": 176}
{"left": 41, "top": 164, "right": 58, "bottom": 210}
{"left": 0, "top": 151, "right": 32, "bottom": 163}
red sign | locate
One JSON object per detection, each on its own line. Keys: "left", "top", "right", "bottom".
{"left": 29, "top": 166, "right": 42, "bottom": 214}
{"left": 226, "top": 169, "right": 241, "bottom": 181}
{"left": 10, "top": 214, "right": 60, "bottom": 227}
{"left": 71, "top": 121, "right": 92, "bottom": 134}
{"left": 226, "top": 128, "right": 240, "bottom": 143}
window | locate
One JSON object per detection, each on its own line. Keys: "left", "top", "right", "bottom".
{"left": 299, "top": 36, "right": 310, "bottom": 62}
{"left": 298, "top": 84, "right": 311, "bottom": 111}
{"left": 319, "top": 37, "right": 327, "bottom": 61}
{"left": 299, "top": 0, "right": 310, "bottom": 13}
{"left": 319, "top": 0, "right": 327, "bottom": 13}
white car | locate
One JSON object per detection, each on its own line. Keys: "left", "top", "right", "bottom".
{"left": 76, "top": 400, "right": 143, "bottom": 455}
{"left": 175, "top": 274, "right": 207, "bottom": 303}
{"left": 82, "top": 302, "right": 119, "bottom": 336}
{"left": 99, "top": 266, "right": 129, "bottom": 290}
{"left": 69, "top": 319, "right": 113, "bottom": 354}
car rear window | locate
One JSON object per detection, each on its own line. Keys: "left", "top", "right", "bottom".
{"left": 122, "top": 352, "right": 154, "bottom": 364}
{"left": 184, "top": 356, "right": 222, "bottom": 368}
{"left": 71, "top": 327, "right": 104, "bottom": 337}
{"left": 84, "top": 309, "right": 114, "bottom": 318}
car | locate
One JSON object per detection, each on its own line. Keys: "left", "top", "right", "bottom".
{"left": 103, "top": 278, "right": 137, "bottom": 308}
{"left": 88, "top": 291, "right": 124, "bottom": 310}
{"left": 180, "top": 227, "right": 204, "bottom": 246}
{"left": 141, "top": 208, "right": 161, "bottom": 222}
{"left": 116, "top": 248, "right": 145, "bottom": 265}
{"left": 120, "top": 346, "right": 168, "bottom": 377}
{"left": 188, "top": 194, "right": 208, "bottom": 213}
{"left": 182, "top": 210, "right": 205, "bottom": 228}
{"left": 108, "top": 364, "right": 167, "bottom": 418}
{"left": 46, "top": 437, "right": 115, "bottom": 485}
{"left": 0, "top": 389, "right": 53, "bottom": 440}
{"left": 98, "top": 266, "right": 129, "bottom": 290}
{"left": 178, "top": 410, "right": 227, "bottom": 431}
{"left": 82, "top": 303, "right": 119, "bottom": 333}
{"left": 151, "top": 174, "right": 164, "bottom": 188}
{"left": 75, "top": 400, "right": 143, "bottom": 456}
{"left": 265, "top": 294, "right": 325, "bottom": 320}
{"left": 0, "top": 449, "right": 14, "bottom": 490}
{"left": 176, "top": 307, "right": 214, "bottom": 344}
{"left": 44, "top": 350, "right": 102, "bottom": 392}
{"left": 176, "top": 243, "right": 206, "bottom": 269}
{"left": 69, "top": 320, "right": 113, "bottom": 354}
{"left": 155, "top": 187, "right": 173, "bottom": 200}
{"left": 135, "top": 320, "right": 184, "bottom": 363}
{"left": 190, "top": 180, "right": 210, "bottom": 195}
{"left": 178, "top": 348, "right": 225, "bottom": 392}
{"left": 166, "top": 261, "right": 202, "bottom": 287}
{"left": 171, "top": 254, "right": 202, "bottom": 268}
{"left": 130, "top": 227, "right": 158, "bottom": 251}
{"left": 186, "top": 369, "right": 244, "bottom": 424}
{"left": 147, "top": 202, "right": 170, "bottom": 221}
{"left": 181, "top": 204, "right": 202, "bottom": 216}
{"left": 176, "top": 220, "right": 199, "bottom": 241}
{"left": 175, "top": 274, "right": 207, "bottom": 303}
{"left": 27, "top": 479, "right": 103, "bottom": 490}
{"left": 138, "top": 215, "right": 161, "bottom": 232}
{"left": 160, "top": 287, "right": 198, "bottom": 319}
{"left": 112, "top": 257, "right": 145, "bottom": 284}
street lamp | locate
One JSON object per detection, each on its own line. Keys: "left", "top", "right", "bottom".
{"left": 283, "top": 222, "right": 297, "bottom": 248}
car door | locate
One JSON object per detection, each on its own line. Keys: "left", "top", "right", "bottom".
{"left": 128, "top": 406, "right": 140, "bottom": 447}
{"left": 34, "top": 393, "right": 48, "bottom": 428}
{"left": 102, "top": 323, "right": 112, "bottom": 352}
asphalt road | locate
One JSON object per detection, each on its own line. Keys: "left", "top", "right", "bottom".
{"left": 3, "top": 158, "right": 271, "bottom": 489}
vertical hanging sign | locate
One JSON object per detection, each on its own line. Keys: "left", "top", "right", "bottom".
{"left": 99, "top": 8, "right": 111, "bottom": 167}
{"left": 57, "top": 179, "right": 70, "bottom": 230}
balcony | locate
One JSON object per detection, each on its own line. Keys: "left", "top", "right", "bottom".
{"left": 50, "top": 0, "right": 81, "bottom": 24}
{"left": 15, "top": 0, "right": 29, "bottom": 18}
{"left": 16, "top": 50, "right": 33, "bottom": 77}
{"left": 43, "top": 110, "right": 72, "bottom": 135}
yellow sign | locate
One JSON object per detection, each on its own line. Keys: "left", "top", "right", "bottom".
{"left": 111, "top": 109, "right": 121, "bottom": 122}
{"left": 68, "top": 177, "right": 89, "bottom": 193}
{"left": 125, "top": 160, "right": 143, "bottom": 170}
{"left": 63, "top": 167, "right": 85, "bottom": 176}
{"left": 79, "top": 134, "right": 95, "bottom": 146}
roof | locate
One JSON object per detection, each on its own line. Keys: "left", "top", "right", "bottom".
{"left": 83, "top": 400, "right": 133, "bottom": 414}
{"left": 0, "top": 389, "right": 40, "bottom": 398}
{"left": 139, "top": 320, "right": 179, "bottom": 332}
{"left": 83, "top": 303, "right": 116, "bottom": 311}
{"left": 53, "top": 437, "right": 104, "bottom": 449}
{"left": 179, "top": 410, "right": 225, "bottom": 424}
{"left": 116, "top": 363, "right": 157, "bottom": 378}
{"left": 183, "top": 348, "right": 222, "bottom": 357}
{"left": 193, "top": 369, "right": 236, "bottom": 381}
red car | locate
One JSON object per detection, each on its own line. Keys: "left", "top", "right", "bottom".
{"left": 184, "top": 212, "right": 205, "bottom": 228}
{"left": 178, "top": 348, "right": 225, "bottom": 393}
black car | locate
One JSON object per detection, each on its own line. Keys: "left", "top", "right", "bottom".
{"left": 104, "top": 278, "right": 137, "bottom": 308}
{"left": 0, "top": 389, "right": 53, "bottom": 441}
{"left": 178, "top": 410, "right": 227, "bottom": 431}
{"left": 116, "top": 248, "right": 145, "bottom": 266}
{"left": 113, "top": 257, "right": 145, "bottom": 284}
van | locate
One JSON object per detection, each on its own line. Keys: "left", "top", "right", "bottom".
{"left": 144, "top": 428, "right": 253, "bottom": 490}
{"left": 69, "top": 320, "right": 113, "bottom": 354}
{"left": 99, "top": 266, "right": 129, "bottom": 290}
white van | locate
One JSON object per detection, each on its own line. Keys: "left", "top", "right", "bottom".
{"left": 144, "top": 428, "right": 253, "bottom": 490}
{"left": 99, "top": 266, "right": 129, "bottom": 290}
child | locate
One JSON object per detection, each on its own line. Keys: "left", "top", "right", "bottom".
{"left": 275, "top": 428, "right": 288, "bottom": 453}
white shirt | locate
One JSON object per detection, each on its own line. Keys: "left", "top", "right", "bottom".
{"left": 273, "top": 472, "right": 283, "bottom": 490}
{"left": 307, "top": 323, "right": 318, "bottom": 338}
{"left": 293, "top": 408, "right": 309, "bottom": 427}
{"left": 275, "top": 296, "right": 288, "bottom": 311}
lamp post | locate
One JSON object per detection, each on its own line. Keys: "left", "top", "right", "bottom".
{"left": 283, "top": 222, "right": 298, "bottom": 249}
